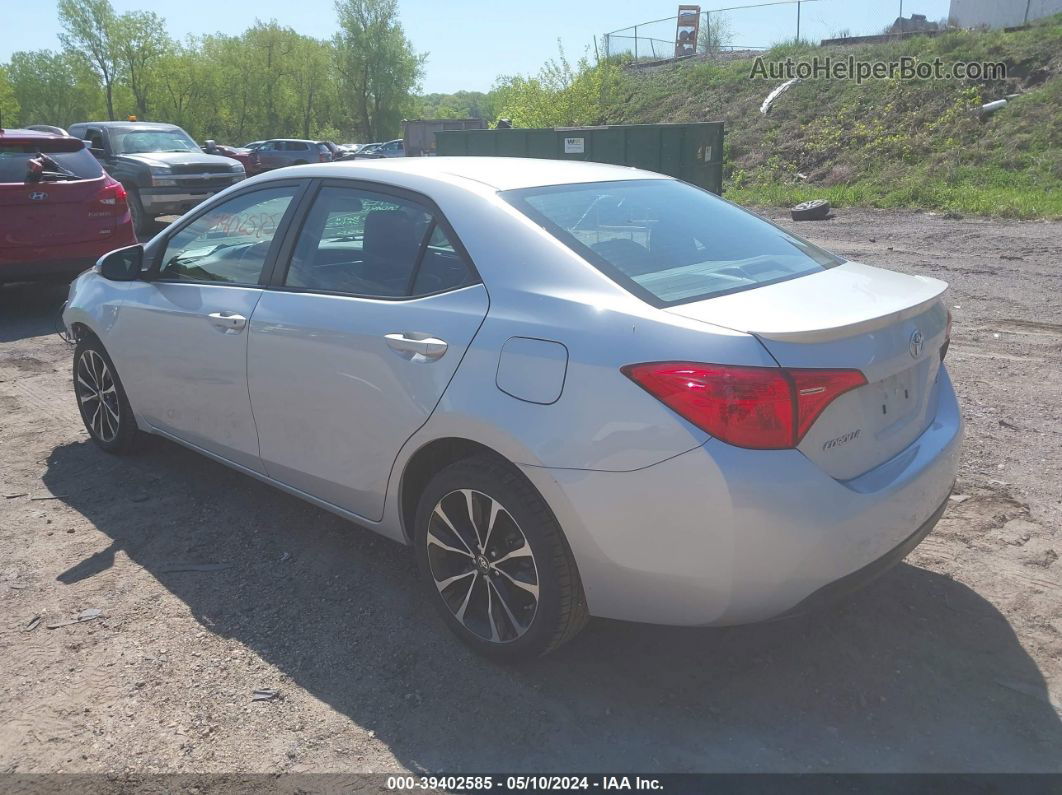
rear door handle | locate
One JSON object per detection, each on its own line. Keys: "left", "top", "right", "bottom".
{"left": 208, "top": 312, "right": 247, "bottom": 333}
{"left": 385, "top": 333, "right": 448, "bottom": 360}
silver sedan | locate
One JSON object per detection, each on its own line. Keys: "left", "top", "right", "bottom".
{"left": 64, "top": 158, "right": 962, "bottom": 659}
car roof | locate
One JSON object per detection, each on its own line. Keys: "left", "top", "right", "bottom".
{"left": 70, "top": 122, "right": 181, "bottom": 131}
{"left": 260, "top": 156, "right": 668, "bottom": 192}
{"left": 0, "top": 127, "right": 82, "bottom": 144}
{"left": 267, "top": 138, "right": 317, "bottom": 144}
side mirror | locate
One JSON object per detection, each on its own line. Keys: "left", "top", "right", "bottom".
{"left": 98, "top": 245, "right": 144, "bottom": 281}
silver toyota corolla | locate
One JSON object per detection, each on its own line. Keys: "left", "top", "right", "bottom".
{"left": 64, "top": 157, "right": 962, "bottom": 659}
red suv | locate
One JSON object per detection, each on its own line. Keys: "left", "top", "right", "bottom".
{"left": 0, "top": 128, "right": 137, "bottom": 284}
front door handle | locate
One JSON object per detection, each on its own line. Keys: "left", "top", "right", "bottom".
{"left": 385, "top": 333, "right": 448, "bottom": 360}
{"left": 208, "top": 311, "right": 247, "bottom": 333}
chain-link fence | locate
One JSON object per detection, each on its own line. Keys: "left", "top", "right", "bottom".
{"left": 603, "top": 0, "right": 951, "bottom": 62}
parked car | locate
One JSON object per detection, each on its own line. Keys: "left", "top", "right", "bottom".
{"left": 64, "top": 158, "right": 961, "bottom": 659}
{"left": 243, "top": 141, "right": 267, "bottom": 151}
{"left": 68, "top": 121, "right": 245, "bottom": 236}
{"left": 202, "top": 140, "right": 259, "bottom": 176}
{"left": 0, "top": 127, "right": 136, "bottom": 284}
{"left": 317, "top": 140, "right": 341, "bottom": 160}
{"left": 375, "top": 139, "right": 405, "bottom": 158}
{"left": 338, "top": 142, "right": 382, "bottom": 160}
{"left": 250, "top": 139, "right": 329, "bottom": 172}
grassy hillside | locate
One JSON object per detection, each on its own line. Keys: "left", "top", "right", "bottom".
{"left": 600, "top": 16, "right": 1062, "bottom": 217}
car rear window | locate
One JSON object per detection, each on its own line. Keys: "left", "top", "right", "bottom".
{"left": 0, "top": 141, "right": 104, "bottom": 183}
{"left": 503, "top": 179, "right": 844, "bottom": 307}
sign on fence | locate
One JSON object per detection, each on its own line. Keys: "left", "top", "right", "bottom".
{"left": 675, "top": 5, "right": 701, "bottom": 57}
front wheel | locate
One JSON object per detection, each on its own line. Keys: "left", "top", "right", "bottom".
{"left": 126, "top": 186, "right": 152, "bottom": 237}
{"left": 73, "top": 336, "right": 140, "bottom": 454}
{"left": 414, "top": 455, "right": 588, "bottom": 660}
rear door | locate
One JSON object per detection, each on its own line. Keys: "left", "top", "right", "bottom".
{"left": 108, "top": 181, "right": 306, "bottom": 471}
{"left": 0, "top": 140, "right": 112, "bottom": 250}
{"left": 247, "top": 180, "right": 488, "bottom": 521}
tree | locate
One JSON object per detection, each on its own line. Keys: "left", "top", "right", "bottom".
{"left": 333, "top": 0, "right": 425, "bottom": 141}
{"left": 58, "top": 0, "right": 120, "bottom": 120}
{"left": 113, "top": 10, "right": 169, "bottom": 119}
{"left": 492, "top": 42, "right": 617, "bottom": 128}
{"left": 0, "top": 66, "right": 18, "bottom": 128}
{"left": 7, "top": 50, "right": 103, "bottom": 127}
{"left": 698, "top": 13, "right": 734, "bottom": 56}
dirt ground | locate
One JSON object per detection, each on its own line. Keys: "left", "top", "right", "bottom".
{"left": 0, "top": 208, "right": 1059, "bottom": 775}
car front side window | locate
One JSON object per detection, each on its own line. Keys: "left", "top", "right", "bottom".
{"left": 158, "top": 186, "right": 299, "bottom": 285}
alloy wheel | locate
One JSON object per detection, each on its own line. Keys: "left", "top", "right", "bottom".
{"left": 425, "top": 489, "right": 540, "bottom": 644}
{"left": 76, "top": 349, "right": 121, "bottom": 443}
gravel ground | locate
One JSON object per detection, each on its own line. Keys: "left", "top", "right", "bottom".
{"left": 0, "top": 208, "right": 1059, "bottom": 775}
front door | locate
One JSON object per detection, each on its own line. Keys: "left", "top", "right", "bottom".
{"left": 247, "top": 182, "right": 488, "bottom": 520}
{"left": 108, "top": 183, "right": 302, "bottom": 471}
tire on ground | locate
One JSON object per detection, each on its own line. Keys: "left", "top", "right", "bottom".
{"left": 413, "top": 454, "right": 589, "bottom": 660}
{"left": 790, "top": 198, "right": 831, "bottom": 221}
{"left": 126, "top": 186, "right": 152, "bottom": 237}
{"left": 72, "top": 335, "right": 142, "bottom": 455}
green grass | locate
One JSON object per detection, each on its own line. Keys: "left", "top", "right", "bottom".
{"left": 601, "top": 15, "right": 1062, "bottom": 219}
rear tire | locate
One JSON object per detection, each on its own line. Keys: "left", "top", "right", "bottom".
{"left": 414, "top": 455, "right": 588, "bottom": 660}
{"left": 73, "top": 336, "right": 141, "bottom": 454}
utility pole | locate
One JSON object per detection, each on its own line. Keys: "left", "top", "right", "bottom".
{"left": 634, "top": 24, "right": 639, "bottom": 60}
{"left": 796, "top": 1, "right": 801, "bottom": 42}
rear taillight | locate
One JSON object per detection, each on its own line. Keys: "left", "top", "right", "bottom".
{"left": 622, "top": 362, "right": 867, "bottom": 450}
{"left": 94, "top": 181, "right": 127, "bottom": 211}
{"left": 941, "top": 310, "right": 952, "bottom": 361}
{"left": 319, "top": 152, "right": 330, "bottom": 162}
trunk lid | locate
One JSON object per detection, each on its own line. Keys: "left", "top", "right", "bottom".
{"left": 666, "top": 262, "right": 949, "bottom": 478}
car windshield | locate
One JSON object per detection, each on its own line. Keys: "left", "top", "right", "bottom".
{"left": 504, "top": 179, "right": 844, "bottom": 306}
{"left": 0, "top": 142, "right": 103, "bottom": 183}
{"left": 113, "top": 129, "right": 201, "bottom": 154}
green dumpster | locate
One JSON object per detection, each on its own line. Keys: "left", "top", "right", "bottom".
{"left": 435, "top": 122, "right": 724, "bottom": 195}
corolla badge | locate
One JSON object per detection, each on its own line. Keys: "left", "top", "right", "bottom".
{"left": 28, "top": 191, "right": 48, "bottom": 201}
{"left": 909, "top": 328, "right": 925, "bottom": 358}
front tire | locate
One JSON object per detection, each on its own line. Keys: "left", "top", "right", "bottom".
{"left": 73, "top": 336, "right": 140, "bottom": 454}
{"left": 127, "top": 186, "right": 152, "bottom": 237}
{"left": 414, "top": 455, "right": 588, "bottom": 660}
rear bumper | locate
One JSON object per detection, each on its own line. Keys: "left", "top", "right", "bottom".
{"left": 778, "top": 493, "right": 948, "bottom": 619}
{"left": 520, "top": 367, "right": 963, "bottom": 626}
{"left": 0, "top": 229, "right": 136, "bottom": 282}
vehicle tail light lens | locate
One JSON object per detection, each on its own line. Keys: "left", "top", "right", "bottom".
{"left": 319, "top": 151, "right": 330, "bottom": 162}
{"left": 622, "top": 362, "right": 867, "bottom": 450}
{"left": 941, "top": 310, "right": 952, "bottom": 361}
{"left": 94, "top": 180, "right": 127, "bottom": 210}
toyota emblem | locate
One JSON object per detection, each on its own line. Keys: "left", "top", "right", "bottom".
{"left": 909, "top": 329, "right": 925, "bottom": 358}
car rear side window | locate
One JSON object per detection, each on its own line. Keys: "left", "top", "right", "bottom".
{"left": 503, "top": 179, "right": 843, "bottom": 307}
{"left": 0, "top": 142, "right": 103, "bottom": 183}
{"left": 158, "top": 186, "right": 298, "bottom": 284}
{"left": 284, "top": 185, "right": 475, "bottom": 298}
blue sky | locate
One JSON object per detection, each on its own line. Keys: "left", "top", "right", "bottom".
{"left": 1, "top": 0, "right": 951, "bottom": 93}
